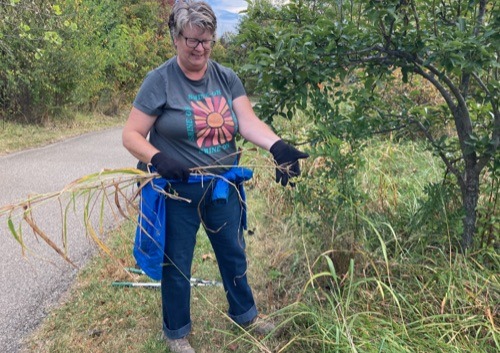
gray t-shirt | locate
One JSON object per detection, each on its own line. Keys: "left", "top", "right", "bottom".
{"left": 133, "top": 57, "right": 246, "bottom": 174}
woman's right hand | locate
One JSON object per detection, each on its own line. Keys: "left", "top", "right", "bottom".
{"left": 151, "top": 152, "right": 191, "bottom": 182}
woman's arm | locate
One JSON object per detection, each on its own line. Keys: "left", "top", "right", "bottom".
{"left": 122, "top": 107, "right": 159, "bottom": 164}
{"left": 233, "top": 95, "right": 280, "bottom": 150}
{"left": 233, "top": 94, "right": 309, "bottom": 186}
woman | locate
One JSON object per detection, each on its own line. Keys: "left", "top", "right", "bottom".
{"left": 122, "top": 1, "right": 308, "bottom": 352}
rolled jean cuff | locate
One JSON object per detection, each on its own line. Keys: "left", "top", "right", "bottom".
{"left": 163, "top": 321, "right": 191, "bottom": 340}
{"left": 229, "top": 304, "right": 258, "bottom": 325}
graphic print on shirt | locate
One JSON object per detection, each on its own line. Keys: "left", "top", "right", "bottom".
{"left": 191, "top": 95, "right": 235, "bottom": 149}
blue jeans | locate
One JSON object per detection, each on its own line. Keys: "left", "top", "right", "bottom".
{"left": 161, "top": 181, "right": 258, "bottom": 339}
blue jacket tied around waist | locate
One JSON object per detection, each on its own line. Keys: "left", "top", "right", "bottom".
{"left": 133, "top": 166, "right": 253, "bottom": 280}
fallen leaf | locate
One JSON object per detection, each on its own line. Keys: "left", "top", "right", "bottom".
{"left": 202, "top": 253, "right": 214, "bottom": 261}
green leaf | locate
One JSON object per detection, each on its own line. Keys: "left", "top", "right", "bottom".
{"left": 8, "top": 218, "right": 23, "bottom": 247}
{"left": 457, "top": 17, "right": 466, "bottom": 32}
{"left": 52, "top": 5, "right": 62, "bottom": 16}
{"left": 44, "top": 31, "right": 62, "bottom": 45}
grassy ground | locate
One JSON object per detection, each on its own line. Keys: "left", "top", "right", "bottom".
{"left": 0, "top": 112, "right": 126, "bottom": 155}
{"left": 20, "top": 193, "right": 291, "bottom": 353}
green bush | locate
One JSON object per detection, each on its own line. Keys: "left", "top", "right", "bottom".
{"left": 0, "top": 0, "right": 177, "bottom": 123}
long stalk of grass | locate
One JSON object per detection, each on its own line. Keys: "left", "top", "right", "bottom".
{"left": 1, "top": 168, "right": 152, "bottom": 265}
{"left": 0, "top": 147, "right": 284, "bottom": 265}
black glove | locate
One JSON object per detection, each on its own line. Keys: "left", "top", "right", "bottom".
{"left": 151, "top": 152, "right": 190, "bottom": 182}
{"left": 270, "top": 140, "right": 309, "bottom": 186}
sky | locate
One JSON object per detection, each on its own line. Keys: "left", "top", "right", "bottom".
{"left": 205, "top": 0, "right": 248, "bottom": 36}
{"left": 207, "top": 0, "right": 248, "bottom": 14}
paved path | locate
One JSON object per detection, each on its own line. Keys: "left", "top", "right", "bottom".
{"left": 0, "top": 127, "right": 136, "bottom": 353}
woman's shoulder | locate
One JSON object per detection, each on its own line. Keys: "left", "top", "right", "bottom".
{"left": 208, "top": 60, "right": 245, "bottom": 95}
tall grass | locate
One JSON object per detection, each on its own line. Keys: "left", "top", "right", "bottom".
{"left": 276, "top": 228, "right": 499, "bottom": 353}
{"left": 239, "top": 136, "right": 499, "bottom": 353}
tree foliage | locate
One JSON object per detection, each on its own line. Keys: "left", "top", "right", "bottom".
{"left": 237, "top": 0, "right": 499, "bottom": 250}
{"left": 0, "top": 0, "right": 174, "bottom": 122}
{"left": 1, "top": 0, "right": 66, "bottom": 121}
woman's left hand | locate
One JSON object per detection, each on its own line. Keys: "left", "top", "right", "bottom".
{"left": 270, "top": 140, "right": 309, "bottom": 186}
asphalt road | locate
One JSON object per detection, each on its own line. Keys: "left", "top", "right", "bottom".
{"left": 0, "top": 127, "right": 136, "bottom": 353}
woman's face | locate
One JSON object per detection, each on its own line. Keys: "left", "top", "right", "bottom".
{"left": 174, "top": 26, "right": 214, "bottom": 74}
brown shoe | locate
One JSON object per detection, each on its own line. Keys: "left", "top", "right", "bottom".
{"left": 165, "top": 337, "right": 195, "bottom": 353}
{"left": 243, "top": 315, "right": 276, "bottom": 336}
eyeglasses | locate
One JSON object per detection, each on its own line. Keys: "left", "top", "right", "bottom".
{"left": 180, "top": 34, "right": 216, "bottom": 49}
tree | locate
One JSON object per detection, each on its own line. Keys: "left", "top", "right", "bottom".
{"left": 237, "top": 0, "right": 499, "bottom": 250}
{"left": 0, "top": 0, "right": 68, "bottom": 121}
{"left": 0, "top": 0, "right": 174, "bottom": 121}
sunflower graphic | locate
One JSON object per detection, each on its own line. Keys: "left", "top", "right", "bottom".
{"left": 192, "top": 96, "right": 235, "bottom": 148}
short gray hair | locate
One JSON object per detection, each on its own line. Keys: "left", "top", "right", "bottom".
{"left": 168, "top": 0, "right": 217, "bottom": 40}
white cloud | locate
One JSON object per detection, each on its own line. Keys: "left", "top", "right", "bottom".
{"left": 207, "top": 0, "right": 291, "bottom": 14}
{"left": 203, "top": 0, "right": 246, "bottom": 36}
{"left": 206, "top": 0, "right": 247, "bottom": 14}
